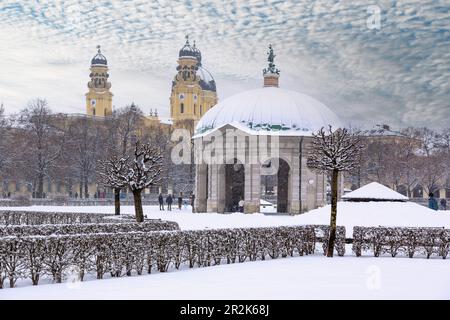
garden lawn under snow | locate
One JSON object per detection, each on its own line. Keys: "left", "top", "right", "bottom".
{"left": 2, "top": 255, "right": 450, "bottom": 300}
{"left": 2, "top": 203, "right": 450, "bottom": 300}
{"left": 2, "top": 202, "right": 450, "bottom": 237}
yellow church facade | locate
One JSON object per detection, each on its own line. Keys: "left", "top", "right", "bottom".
{"left": 84, "top": 38, "right": 217, "bottom": 130}
{"left": 0, "top": 39, "right": 217, "bottom": 201}
{"left": 85, "top": 45, "right": 113, "bottom": 117}
{"left": 169, "top": 36, "right": 218, "bottom": 127}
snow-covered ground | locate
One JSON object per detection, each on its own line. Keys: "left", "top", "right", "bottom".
{"left": 2, "top": 202, "right": 450, "bottom": 299}
{"left": 2, "top": 254, "right": 449, "bottom": 300}
{"left": 2, "top": 202, "right": 450, "bottom": 236}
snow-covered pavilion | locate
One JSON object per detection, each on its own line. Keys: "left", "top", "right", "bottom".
{"left": 342, "top": 182, "right": 409, "bottom": 202}
{"left": 193, "top": 45, "right": 342, "bottom": 214}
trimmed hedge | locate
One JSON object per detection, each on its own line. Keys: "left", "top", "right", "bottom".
{"left": 0, "top": 224, "right": 345, "bottom": 289}
{"left": 352, "top": 226, "right": 450, "bottom": 259}
{"left": 0, "top": 211, "right": 114, "bottom": 225}
{"left": 311, "top": 225, "right": 346, "bottom": 257}
{"left": 0, "top": 220, "right": 180, "bottom": 237}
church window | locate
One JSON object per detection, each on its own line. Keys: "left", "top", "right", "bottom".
{"left": 194, "top": 104, "right": 196, "bottom": 114}
{"left": 104, "top": 109, "right": 107, "bottom": 116}
{"left": 93, "top": 107, "right": 96, "bottom": 116}
{"left": 200, "top": 105, "right": 203, "bottom": 114}
{"left": 180, "top": 103, "right": 184, "bottom": 114}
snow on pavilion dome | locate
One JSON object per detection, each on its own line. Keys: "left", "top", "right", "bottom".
{"left": 342, "top": 182, "right": 409, "bottom": 202}
{"left": 195, "top": 86, "right": 342, "bottom": 136}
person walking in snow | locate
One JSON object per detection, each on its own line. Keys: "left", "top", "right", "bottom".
{"left": 238, "top": 198, "right": 244, "bottom": 213}
{"left": 428, "top": 192, "right": 438, "bottom": 211}
{"left": 440, "top": 198, "right": 447, "bottom": 211}
{"left": 190, "top": 192, "right": 196, "bottom": 213}
{"left": 166, "top": 194, "right": 173, "bottom": 211}
{"left": 178, "top": 192, "right": 183, "bottom": 210}
{"left": 158, "top": 193, "right": 164, "bottom": 211}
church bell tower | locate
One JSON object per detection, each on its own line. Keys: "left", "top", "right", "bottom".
{"left": 86, "top": 45, "right": 113, "bottom": 117}
{"left": 170, "top": 36, "right": 217, "bottom": 127}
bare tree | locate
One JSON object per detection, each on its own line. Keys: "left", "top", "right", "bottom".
{"left": 415, "top": 127, "right": 438, "bottom": 157}
{"left": 101, "top": 103, "right": 145, "bottom": 201}
{"left": 308, "top": 126, "right": 363, "bottom": 257}
{"left": 114, "top": 103, "right": 144, "bottom": 156}
{"left": 101, "top": 141, "right": 163, "bottom": 222}
{"left": 436, "top": 128, "right": 450, "bottom": 154}
{"left": 0, "top": 104, "right": 13, "bottom": 180}
{"left": 67, "top": 117, "right": 105, "bottom": 199}
{"left": 16, "top": 99, "right": 66, "bottom": 198}
{"left": 97, "top": 154, "right": 128, "bottom": 215}
{"left": 416, "top": 154, "right": 447, "bottom": 195}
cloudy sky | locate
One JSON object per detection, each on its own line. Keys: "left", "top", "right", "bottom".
{"left": 0, "top": 0, "right": 448, "bottom": 128}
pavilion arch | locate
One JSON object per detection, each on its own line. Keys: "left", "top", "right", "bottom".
{"left": 224, "top": 158, "right": 245, "bottom": 212}
{"left": 261, "top": 157, "right": 292, "bottom": 213}
{"left": 194, "top": 127, "right": 329, "bottom": 215}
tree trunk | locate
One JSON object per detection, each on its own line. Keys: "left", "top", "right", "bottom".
{"left": 114, "top": 188, "right": 121, "bottom": 215}
{"left": 37, "top": 175, "right": 44, "bottom": 198}
{"left": 9, "top": 276, "right": 15, "bottom": 288}
{"left": 79, "top": 181, "right": 83, "bottom": 199}
{"left": 327, "top": 169, "right": 339, "bottom": 258}
{"left": 133, "top": 189, "right": 144, "bottom": 223}
{"left": 31, "top": 273, "right": 39, "bottom": 286}
{"left": 84, "top": 180, "right": 89, "bottom": 199}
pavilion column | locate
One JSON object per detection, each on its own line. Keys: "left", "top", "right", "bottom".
{"left": 299, "top": 156, "right": 309, "bottom": 213}
{"left": 316, "top": 172, "right": 327, "bottom": 207}
{"left": 217, "top": 165, "right": 226, "bottom": 213}
{"left": 289, "top": 155, "right": 301, "bottom": 214}
{"left": 206, "top": 164, "right": 226, "bottom": 213}
{"left": 194, "top": 164, "right": 207, "bottom": 213}
{"left": 244, "top": 164, "right": 260, "bottom": 213}
{"left": 206, "top": 164, "right": 218, "bottom": 212}
{"left": 338, "top": 172, "right": 345, "bottom": 201}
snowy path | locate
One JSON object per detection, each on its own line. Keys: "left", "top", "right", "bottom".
{"left": 2, "top": 203, "right": 450, "bottom": 236}
{"left": 1, "top": 255, "right": 449, "bottom": 300}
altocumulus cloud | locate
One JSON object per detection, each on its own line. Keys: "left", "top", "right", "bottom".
{"left": 0, "top": 0, "right": 448, "bottom": 128}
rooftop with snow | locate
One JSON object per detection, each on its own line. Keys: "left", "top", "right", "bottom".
{"left": 342, "top": 182, "right": 409, "bottom": 202}
{"left": 194, "top": 87, "right": 342, "bottom": 137}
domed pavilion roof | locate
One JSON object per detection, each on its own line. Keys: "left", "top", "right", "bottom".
{"left": 194, "top": 44, "right": 342, "bottom": 137}
{"left": 194, "top": 86, "right": 342, "bottom": 137}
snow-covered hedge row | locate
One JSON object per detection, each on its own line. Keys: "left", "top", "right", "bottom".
{"left": 0, "top": 224, "right": 345, "bottom": 288}
{"left": 0, "top": 220, "right": 180, "bottom": 237}
{"left": 352, "top": 226, "right": 450, "bottom": 258}
{"left": 0, "top": 211, "right": 114, "bottom": 225}
{"left": 311, "top": 225, "right": 346, "bottom": 257}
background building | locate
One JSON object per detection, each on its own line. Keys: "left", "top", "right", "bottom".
{"left": 170, "top": 36, "right": 218, "bottom": 132}
{"left": 85, "top": 46, "right": 113, "bottom": 117}
{"left": 194, "top": 45, "right": 342, "bottom": 214}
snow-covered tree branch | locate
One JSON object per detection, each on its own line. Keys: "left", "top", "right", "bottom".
{"left": 99, "top": 140, "right": 164, "bottom": 222}
{"left": 308, "top": 126, "right": 363, "bottom": 257}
